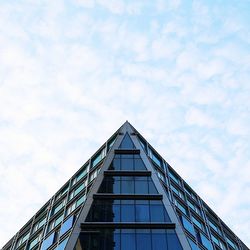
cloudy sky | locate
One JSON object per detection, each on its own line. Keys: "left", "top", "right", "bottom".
{"left": 0, "top": 0, "right": 249, "bottom": 247}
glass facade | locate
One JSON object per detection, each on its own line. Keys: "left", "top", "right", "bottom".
{"left": 86, "top": 199, "right": 170, "bottom": 223}
{"left": 98, "top": 176, "right": 158, "bottom": 194}
{"left": 2, "top": 123, "right": 248, "bottom": 250}
{"left": 74, "top": 229, "right": 182, "bottom": 250}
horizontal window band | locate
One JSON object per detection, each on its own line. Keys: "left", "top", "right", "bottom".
{"left": 104, "top": 171, "right": 151, "bottom": 176}
{"left": 81, "top": 222, "right": 175, "bottom": 229}
{"left": 93, "top": 194, "right": 163, "bottom": 200}
{"left": 114, "top": 149, "right": 140, "bottom": 154}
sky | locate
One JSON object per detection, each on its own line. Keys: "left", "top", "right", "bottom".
{"left": 0, "top": 0, "right": 249, "bottom": 247}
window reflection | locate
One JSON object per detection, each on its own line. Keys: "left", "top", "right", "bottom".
{"left": 86, "top": 200, "right": 170, "bottom": 223}
{"left": 74, "top": 229, "right": 183, "bottom": 250}
{"left": 98, "top": 176, "right": 157, "bottom": 194}
{"left": 109, "top": 154, "right": 146, "bottom": 171}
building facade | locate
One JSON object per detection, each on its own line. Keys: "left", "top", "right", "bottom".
{"left": 2, "top": 122, "right": 249, "bottom": 250}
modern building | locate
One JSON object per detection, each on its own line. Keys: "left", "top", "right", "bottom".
{"left": 2, "top": 122, "right": 249, "bottom": 250}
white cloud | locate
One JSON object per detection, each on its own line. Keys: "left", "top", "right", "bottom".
{"left": 185, "top": 108, "right": 216, "bottom": 128}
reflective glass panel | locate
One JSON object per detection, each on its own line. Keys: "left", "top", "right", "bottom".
{"left": 56, "top": 237, "right": 68, "bottom": 250}
{"left": 119, "top": 133, "right": 135, "bottom": 149}
{"left": 41, "top": 232, "right": 55, "bottom": 250}
{"left": 136, "top": 229, "right": 151, "bottom": 250}
{"left": 60, "top": 216, "right": 74, "bottom": 237}
{"left": 181, "top": 216, "right": 195, "bottom": 237}
{"left": 167, "top": 229, "right": 183, "bottom": 250}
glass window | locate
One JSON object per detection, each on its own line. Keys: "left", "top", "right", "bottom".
{"left": 33, "top": 216, "right": 46, "bottom": 233}
{"left": 92, "top": 148, "right": 105, "bottom": 168}
{"left": 226, "top": 236, "right": 238, "bottom": 250}
{"left": 211, "top": 234, "right": 226, "bottom": 249}
{"left": 184, "top": 185, "right": 198, "bottom": 201}
{"left": 75, "top": 166, "right": 88, "bottom": 183}
{"left": 75, "top": 229, "right": 184, "bottom": 250}
{"left": 188, "top": 238, "right": 199, "bottom": 250}
{"left": 148, "top": 148, "right": 163, "bottom": 169}
{"left": 136, "top": 229, "right": 151, "bottom": 250}
{"left": 192, "top": 215, "right": 206, "bottom": 232}
{"left": 180, "top": 215, "right": 195, "bottom": 237}
{"left": 119, "top": 133, "right": 135, "bottom": 149}
{"left": 174, "top": 199, "right": 188, "bottom": 216}
{"left": 108, "top": 136, "right": 116, "bottom": 151}
{"left": 56, "top": 237, "right": 68, "bottom": 250}
{"left": 86, "top": 199, "right": 170, "bottom": 223}
{"left": 69, "top": 182, "right": 86, "bottom": 200}
{"left": 150, "top": 201, "right": 170, "bottom": 222}
{"left": 66, "top": 202, "right": 76, "bottom": 216}
{"left": 28, "top": 232, "right": 42, "bottom": 250}
{"left": 135, "top": 203, "right": 150, "bottom": 222}
{"left": 23, "top": 232, "right": 30, "bottom": 242}
{"left": 169, "top": 170, "right": 180, "bottom": 184}
{"left": 52, "top": 199, "right": 66, "bottom": 216}
{"left": 76, "top": 195, "right": 86, "bottom": 207}
{"left": 121, "top": 229, "right": 136, "bottom": 250}
{"left": 187, "top": 200, "right": 201, "bottom": 216}
{"left": 152, "top": 229, "right": 167, "bottom": 250}
{"left": 89, "top": 168, "right": 99, "bottom": 182}
{"left": 157, "top": 171, "right": 165, "bottom": 182}
{"left": 167, "top": 229, "right": 183, "bottom": 250}
{"left": 111, "top": 154, "right": 146, "bottom": 171}
{"left": 55, "top": 214, "right": 64, "bottom": 227}
{"left": 170, "top": 184, "right": 184, "bottom": 199}
{"left": 121, "top": 177, "right": 134, "bottom": 193}
{"left": 200, "top": 233, "right": 213, "bottom": 250}
{"left": 60, "top": 216, "right": 74, "bottom": 237}
{"left": 121, "top": 156, "right": 134, "bottom": 170}
{"left": 121, "top": 203, "right": 135, "bottom": 222}
{"left": 66, "top": 195, "right": 85, "bottom": 216}
{"left": 135, "top": 178, "right": 148, "bottom": 193}
{"left": 48, "top": 214, "right": 64, "bottom": 232}
{"left": 41, "top": 232, "right": 55, "bottom": 250}
{"left": 16, "top": 232, "right": 30, "bottom": 247}
{"left": 99, "top": 176, "right": 157, "bottom": 194}
{"left": 208, "top": 218, "right": 222, "bottom": 235}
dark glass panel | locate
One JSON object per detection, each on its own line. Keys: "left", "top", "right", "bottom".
{"left": 167, "top": 229, "right": 183, "bottom": 250}
{"left": 113, "top": 204, "right": 120, "bottom": 222}
{"left": 119, "top": 133, "right": 135, "bottom": 149}
{"left": 135, "top": 204, "right": 150, "bottom": 222}
{"left": 135, "top": 180, "right": 148, "bottom": 194}
{"left": 121, "top": 158, "right": 133, "bottom": 170}
{"left": 136, "top": 229, "right": 151, "bottom": 250}
{"left": 152, "top": 229, "right": 167, "bottom": 250}
{"left": 121, "top": 229, "right": 136, "bottom": 250}
{"left": 99, "top": 177, "right": 120, "bottom": 194}
{"left": 134, "top": 158, "right": 146, "bottom": 170}
{"left": 111, "top": 158, "right": 120, "bottom": 170}
{"left": 121, "top": 154, "right": 133, "bottom": 159}
{"left": 121, "top": 178, "right": 134, "bottom": 193}
{"left": 148, "top": 181, "right": 158, "bottom": 194}
{"left": 150, "top": 204, "right": 165, "bottom": 222}
{"left": 121, "top": 204, "right": 135, "bottom": 222}
{"left": 99, "top": 176, "right": 158, "bottom": 194}
{"left": 114, "top": 230, "right": 120, "bottom": 250}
